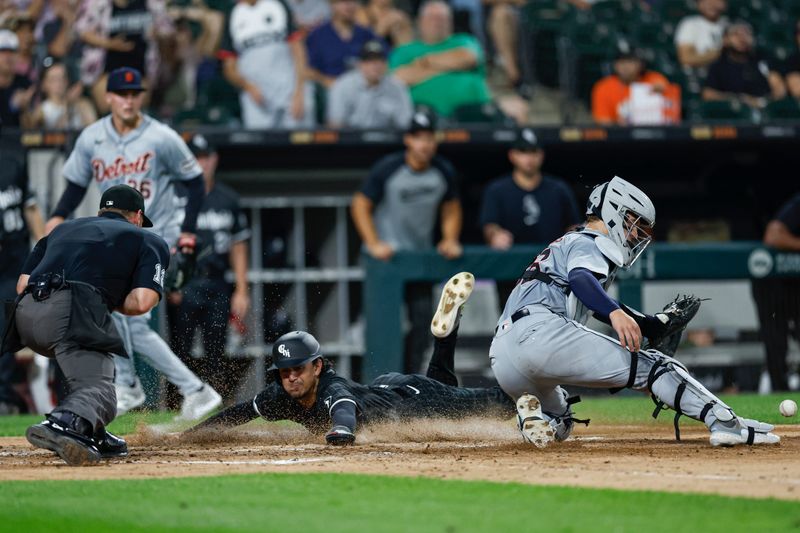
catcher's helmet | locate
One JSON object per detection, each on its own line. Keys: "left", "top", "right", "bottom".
{"left": 586, "top": 176, "right": 655, "bottom": 269}
{"left": 269, "top": 331, "right": 322, "bottom": 370}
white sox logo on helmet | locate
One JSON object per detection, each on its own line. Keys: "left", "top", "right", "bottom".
{"left": 278, "top": 344, "right": 291, "bottom": 357}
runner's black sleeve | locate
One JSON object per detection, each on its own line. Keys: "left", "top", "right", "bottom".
{"left": 189, "top": 400, "right": 258, "bottom": 430}
{"left": 330, "top": 400, "right": 357, "bottom": 433}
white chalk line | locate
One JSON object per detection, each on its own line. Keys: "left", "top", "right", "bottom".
{"left": 170, "top": 457, "right": 340, "bottom": 466}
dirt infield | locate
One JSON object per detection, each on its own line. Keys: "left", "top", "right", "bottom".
{"left": 1, "top": 420, "right": 798, "bottom": 501}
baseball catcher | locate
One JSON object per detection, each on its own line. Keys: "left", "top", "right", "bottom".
{"left": 189, "top": 273, "right": 517, "bottom": 444}
{"left": 492, "top": 176, "right": 779, "bottom": 448}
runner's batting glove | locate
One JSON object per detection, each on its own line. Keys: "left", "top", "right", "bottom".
{"left": 648, "top": 294, "right": 705, "bottom": 355}
{"left": 165, "top": 235, "right": 198, "bottom": 292}
{"left": 325, "top": 425, "right": 355, "bottom": 446}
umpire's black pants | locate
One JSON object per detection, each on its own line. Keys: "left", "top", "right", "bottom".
{"left": 15, "top": 291, "right": 116, "bottom": 430}
{"left": 751, "top": 277, "right": 800, "bottom": 392}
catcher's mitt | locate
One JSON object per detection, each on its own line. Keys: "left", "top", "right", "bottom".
{"left": 648, "top": 294, "right": 705, "bottom": 356}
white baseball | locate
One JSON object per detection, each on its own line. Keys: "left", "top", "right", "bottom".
{"left": 779, "top": 399, "right": 797, "bottom": 417}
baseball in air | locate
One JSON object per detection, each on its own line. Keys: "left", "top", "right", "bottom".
{"left": 779, "top": 399, "right": 797, "bottom": 417}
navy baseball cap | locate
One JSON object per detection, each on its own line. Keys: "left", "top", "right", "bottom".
{"left": 100, "top": 185, "right": 153, "bottom": 227}
{"left": 407, "top": 108, "right": 437, "bottom": 134}
{"left": 511, "top": 127, "right": 541, "bottom": 151}
{"left": 360, "top": 39, "right": 386, "bottom": 61}
{"left": 188, "top": 133, "right": 216, "bottom": 156}
{"left": 106, "top": 67, "right": 145, "bottom": 93}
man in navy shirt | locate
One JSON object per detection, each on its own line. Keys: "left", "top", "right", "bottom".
{"left": 752, "top": 193, "right": 800, "bottom": 392}
{"left": 480, "top": 128, "right": 580, "bottom": 249}
{"left": 479, "top": 128, "right": 580, "bottom": 304}
{"left": 5, "top": 185, "right": 169, "bottom": 465}
{"left": 305, "top": 0, "right": 380, "bottom": 88}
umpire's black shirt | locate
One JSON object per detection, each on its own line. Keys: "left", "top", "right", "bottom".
{"left": 22, "top": 212, "right": 170, "bottom": 309}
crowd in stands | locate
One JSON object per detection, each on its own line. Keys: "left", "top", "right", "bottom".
{"left": 1, "top": 0, "right": 800, "bottom": 130}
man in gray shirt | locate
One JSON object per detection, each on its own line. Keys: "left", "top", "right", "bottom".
{"left": 351, "top": 109, "right": 462, "bottom": 372}
{"left": 327, "top": 40, "right": 413, "bottom": 129}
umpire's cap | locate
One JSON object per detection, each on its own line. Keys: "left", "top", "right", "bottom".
{"left": 269, "top": 331, "right": 323, "bottom": 370}
{"left": 100, "top": 184, "right": 153, "bottom": 227}
{"left": 107, "top": 67, "right": 145, "bottom": 93}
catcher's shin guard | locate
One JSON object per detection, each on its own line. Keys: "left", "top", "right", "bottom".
{"left": 643, "top": 351, "right": 776, "bottom": 444}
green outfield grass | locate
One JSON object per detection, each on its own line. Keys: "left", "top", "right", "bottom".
{"left": 0, "top": 410, "right": 179, "bottom": 437}
{"left": 1, "top": 473, "right": 799, "bottom": 533}
{"left": 577, "top": 392, "right": 800, "bottom": 426}
{"left": 2, "top": 395, "right": 798, "bottom": 532}
{"left": 1, "top": 393, "right": 797, "bottom": 438}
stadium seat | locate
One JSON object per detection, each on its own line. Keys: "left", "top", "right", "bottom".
{"left": 697, "top": 100, "right": 759, "bottom": 122}
{"left": 657, "top": 0, "right": 695, "bottom": 24}
{"left": 521, "top": 0, "right": 571, "bottom": 87}
{"left": 451, "top": 102, "right": 514, "bottom": 125}
{"left": 591, "top": 0, "right": 641, "bottom": 33}
{"left": 197, "top": 77, "right": 241, "bottom": 121}
{"left": 764, "top": 97, "right": 800, "bottom": 120}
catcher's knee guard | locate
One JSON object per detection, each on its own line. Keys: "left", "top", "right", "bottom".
{"left": 643, "top": 351, "right": 737, "bottom": 440}
{"left": 542, "top": 390, "right": 589, "bottom": 441}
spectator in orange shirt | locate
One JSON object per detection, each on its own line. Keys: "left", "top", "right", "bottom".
{"left": 592, "top": 50, "right": 677, "bottom": 125}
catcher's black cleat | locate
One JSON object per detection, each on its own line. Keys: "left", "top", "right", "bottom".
{"left": 96, "top": 430, "right": 129, "bottom": 458}
{"left": 26, "top": 419, "right": 102, "bottom": 466}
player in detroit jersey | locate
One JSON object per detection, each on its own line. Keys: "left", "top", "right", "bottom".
{"left": 491, "top": 176, "right": 780, "bottom": 448}
{"left": 45, "top": 67, "right": 222, "bottom": 420}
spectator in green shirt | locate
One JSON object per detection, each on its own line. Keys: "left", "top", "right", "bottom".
{"left": 389, "top": 0, "right": 528, "bottom": 123}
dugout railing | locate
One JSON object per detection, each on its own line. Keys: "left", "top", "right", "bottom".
{"left": 236, "top": 196, "right": 363, "bottom": 388}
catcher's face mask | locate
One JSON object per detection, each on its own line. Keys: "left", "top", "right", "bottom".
{"left": 622, "top": 210, "right": 654, "bottom": 264}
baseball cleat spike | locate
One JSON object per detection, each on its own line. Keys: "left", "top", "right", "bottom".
{"left": 516, "top": 394, "right": 555, "bottom": 449}
{"left": 431, "top": 272, "right": 475, "bottom": 338}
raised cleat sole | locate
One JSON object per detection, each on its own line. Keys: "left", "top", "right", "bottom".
{"left": 431, "top": 272, "right": 475, "bottom": 338}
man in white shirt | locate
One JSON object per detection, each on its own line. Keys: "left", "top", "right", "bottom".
{"left": 674, "top": 0, "right": 728, "bottom": 71}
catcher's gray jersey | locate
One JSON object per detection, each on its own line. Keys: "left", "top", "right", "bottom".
{"left": 63, "top": 115, "right": 202, "bottom": 244}
{"left": 500, "top": 229, "right": 615, "bottom": 325}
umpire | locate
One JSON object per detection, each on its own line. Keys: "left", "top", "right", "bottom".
{"left": 2, "top": 185, "right": 169, "bottom": 466}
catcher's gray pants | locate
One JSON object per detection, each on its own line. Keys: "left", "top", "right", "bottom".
{"left": 490, "top": 305, "right": 733, "bottom": 428}
{"left": 15, "top": 292, "right": 116, "bottom": 431}
{"left": 113, "top": 311, "right": 203, "bottom": 396}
